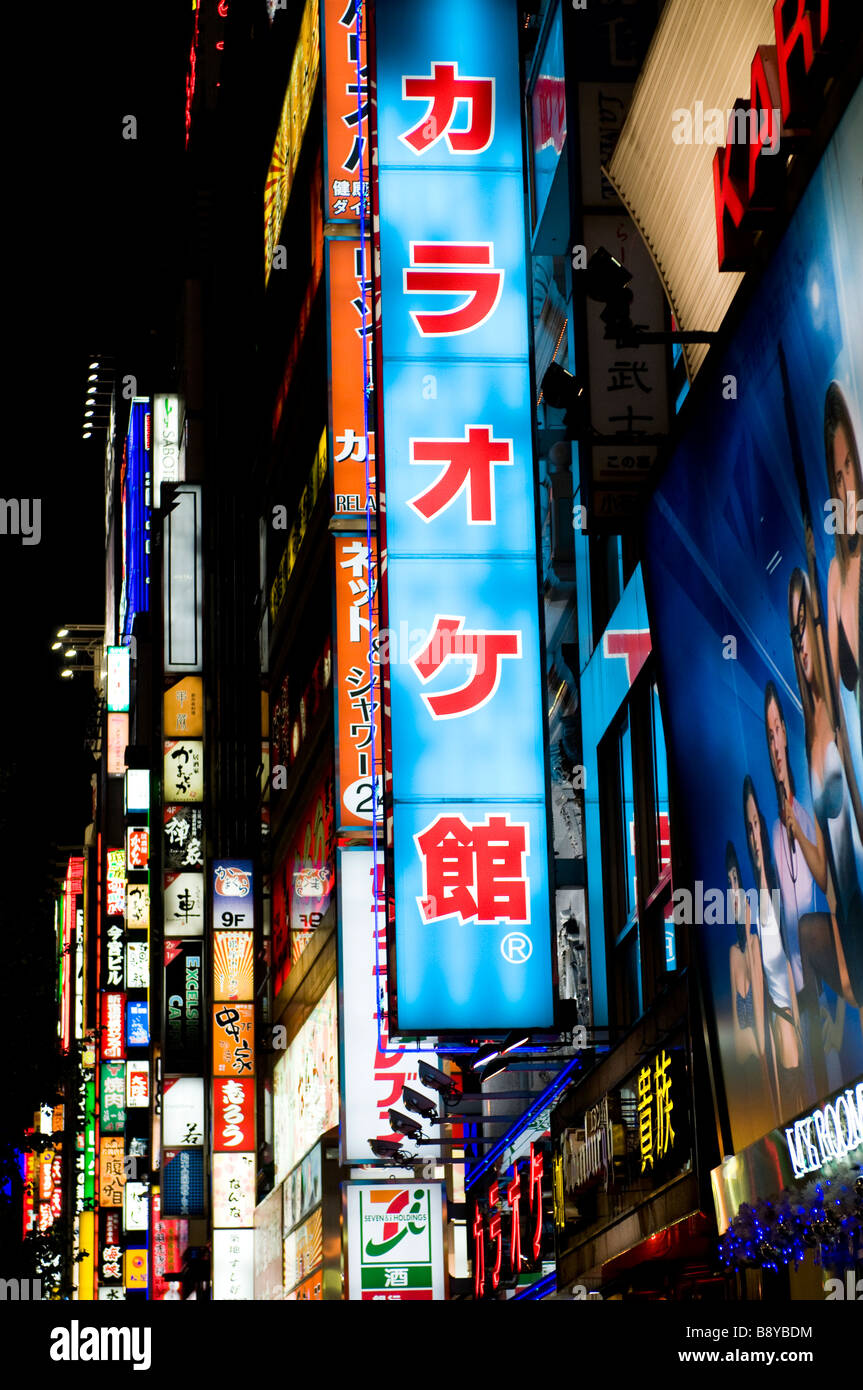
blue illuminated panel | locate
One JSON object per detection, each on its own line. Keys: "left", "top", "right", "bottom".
{"left": 120, "top": 399, "right": 151, "bottom": 644}
{"left": 376, "top": 0, "right": 553, "bottom": 1032}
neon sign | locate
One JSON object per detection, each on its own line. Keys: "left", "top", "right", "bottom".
{"left": 785, "top": 1083, "right": 863, "bottom": 1179}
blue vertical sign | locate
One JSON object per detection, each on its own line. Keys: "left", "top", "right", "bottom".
{"left": 120, "top": 398, "right": 151, "bottom": 644}
{"left": 375, "top": 0, "right": 553, "bottom": 1032}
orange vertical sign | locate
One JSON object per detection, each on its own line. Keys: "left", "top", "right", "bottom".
{"left": 334, "top": 536, "right": 382, "bottom": 828}
{"left": 323, "top": 0, "right": 369, "bottom": 221}
{"left": 327, "top": 238, "right": 374, "bottom": 515}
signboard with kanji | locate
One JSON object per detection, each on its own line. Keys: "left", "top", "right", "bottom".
{"left": 326, "top": 239, "right": 375, "bottom": 515}
{"left": 374, "top": 0, "right": 553, "bottom": 1032}
{"left": 213, "top": 1004, "right": 255, "bottom": 1079}
{"left": 334, "top": 536, "right": 383, "bottom": 828}
{"left": 346, "top": 1182, "right": 445, "bottom": 1300}
{"left": 322, "top": 0, "right": 368, "bottom": 222}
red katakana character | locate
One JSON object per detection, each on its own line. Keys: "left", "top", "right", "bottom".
{"left": 376, "top": 1075, "right": 407, "bottom": 1111}
{"left": 411, "top": 615, "right": 521, "bottom": 719}
{"left": 528, "top": 1143, "right": 543, "bottom": 1261}
{"left": 400, "top": 62, "right": 495, "bottom": 155}
{"left": 404, "top": 243, "right": 503, "bottom": 337}
{"left": 414, "top": 812, "right": 529, "bottom": 924}
{"left": 472, "top": 1206, "right": 486, "bottom": 1298}
{"left": 408, "top": 425, "right": 513, "bottom": 524}
{"left": 508, "top": 1164, "right": 523, "bottom": 1275}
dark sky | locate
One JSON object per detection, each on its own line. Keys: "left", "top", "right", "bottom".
{"left": 1, "top": 1, "right": 188, "bottom": 867}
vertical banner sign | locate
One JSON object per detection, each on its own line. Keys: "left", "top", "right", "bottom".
{"left": 346, "top": 1182, "right": 445, "bottom": 1300}
{"left": 153, "top": 394, "right": 182, "bottom": 506}
{"left": 338, "top": 850, "right": 440, "bottom": 1163}
{"left": 326, "top": 239, "right": 376, "bottom": 515}
{"left": 163, "top": 484, "right": 203, "bottom": 673}
{"left": 334, "top": 537, "right": 383, "bottom": 826}
{"left": 322, "top": 0, "right": 369, "bottom": 222}
{"left": 374, "top": 0, "right": 554, "bottom": 1031}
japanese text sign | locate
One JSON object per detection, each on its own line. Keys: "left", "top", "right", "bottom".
{"left": 323, "top": 0, "right": 369, "bottom": 221}
{"left": 346, "top": 1182, "right": 445, "bottom": 1300}
{"left": 214, "top": 1077, "right": 255, "bottom": 1152}
{"left": 374, "top": 0, "right": 553, "bottom": 1031}
{"left": 213, "top": 1004, "right": 255, "bottom": 1079}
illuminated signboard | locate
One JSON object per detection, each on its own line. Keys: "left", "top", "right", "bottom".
{"left": 164, "top": 942, "right": 203, "bottom": 1069}
{"left": 164, "top": 675, "right": 204, "bottom": 737}
{"left": 471, "top": 1139, "right": 551, "bottom": 1298}
{"left": 263, "top": 0, "right": 320, "bottom": 284}
{"left": 338, "top": 850, "right": 439, "bottom": 1164}
{"left": 212, "top": 860, "right": 254, "bottom": 929}
{"left": 254, "top": 1185, "right": 284, "bottom": 1301}
{"left": 124, "top": 1182, "right": 149, "bottom": 1233}
{"left": 164, "top": 872, "right": 205, "bottom": 937}
{"left": 283, "top": 1145, "right": 322, "bottom": 1232}
{"left": 272, "top": 771, "right": 335, "bottom": 993}
{"left": 106, "top": 849, "right": 126, "bottom": 917}
{"left": 785, "top": 1083, "right": 863, "bottom": 1180}
{"left": 102, "top": 921, "right": 124, "bottom": 991}
{"left": 102, "top": 993, "right": 125, "bottom": 1060}
{"left": 153, "top": 393, "right": 182, "bottom": 504}
{"left": 284, "top": 1206, "right": 323, "bottom": 1295}
{"left": 126, "top": 938, "right": 149, "bottom": 989}
{"left": 126, "top": 881, "right": 149, "bottom": 930}
{"left": 125, "top": 769, "right": 149, "bottom": 813}
{"left": 124, "top": 1248, "right": 148, "bottom": 1289}
{"left": 644, "top": 88, "right": 863, "bottom": 1154}
{"left": 163, "top": 1077, "right": 205, "bottom": 1148}
{"left": 99, "top": 1209, "right": 124, "bottom": 1284}
{"left": 214, "top": 1077, "right": 255, "bottom": 1152}
{"left": 213, "top": 932, "right": 254, "bottom": 1001}
{"left": 99, "top": 1137, "right": 125, "bottom": 1208}
{"left": 126, "top": 825, "right": 149, "bottom": 871}
{"left": 213, "top": 1152, "right": 256, "bottom": 1227}
{"left": 107, "top": 713, "right": 129, "bottom": 778}
{"left": 100, "top": 1062, "right": 126, "bottom": 1133}
{"left": 326, "top": 240, "right": 375, "bottom": 515}
{"left": 107, "top": 646, "right": 130, "bottom": 712}
{"left": 119, "top": 398, "right": 151, "bottom": 644}
{"left": 152, "top": 1188, "right": 188, "bottom": 1301}
{"left": 162, "top": 1148, "right": 206, "bottom": 1219}
{"left": 164, "top": 805, "right": 203, "bottom": 870}
{"left": 213, "top": 1227, "right": 254, "bottom": 1300}
{"left": 322, "top": 0, "right": 369, "bottom": 222}
{"left": 163, "top": 484, "right": 203, "bottom": 673}
{"left": 346, "top": 1182, "right": 445, "bottom": 1300}
{"left": 274, "top": 981, "right": 338, "bottom": 1183}
{"left": 213, "top": 1003, "right": 255, "bottom": 1079}
{"left": 127, "top": 1000, "right": 149, "bottom": 1048}
{"left": 126, "top": 1060, "right": 150, "bottom": 1109}
{"left": 164, "top": 739, "right": 203, "bottom": 802}
{"left": 374, "top": 0, "right": 554, "bottom": 1032}
{"left": 334, "top": 537, "right": 383, "bottom": 826}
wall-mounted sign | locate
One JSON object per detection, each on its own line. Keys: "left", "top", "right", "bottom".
{"left": 346, "top": 1182, "right": 445, "bottom": 1300}
{"left": 164, "top": 739, "right": 203, "bottom": 802}
{"left": 126, "top": 826, "right": 149, "bottom": 871}
{"left": 164, "top": 941, "right": 203, "bottom": 1069}
{"left": 124, "top": 1248, "right": 148, "bottom": 1289}
{"left": 125, "top": 769, "right": 150, "bottom": 813}
{"left": 274, "top": 981, "right": 338, "bottom": 1183}
{"left": 164, "top": 805, "right": 204, "bottom": 870}
{"left": 213, "top": 1227, "right": 254, "bottom": 1300}
{"left": 153, "top": 393, "right": 183, "bottom": 504}
{"left": 213, "top": 932, "right": 255, "bottom": 1001}
{"left": 212, "top": 861, "right": 254, "bottom": 930}
{"left": 254, "top": 1185, "right": 284, "bottom": 1301}
{"left": 213, "top": 1152, "right": 256, "bottom": 1228}
{"left": 283, "top": 1145, "right": 322, "bottom": 1233}
{"left": 103, "top": 922, "right": 125, "bottom": 991}
{"left": 374, "top": 0, "right": 554, "bottom": 1033}
{"left": 322, "top": 0, "right": 368, "bottom": 221}
{"left": 107, "top": 713, "right": 129, "bottom": 778}
{"left": 100, "top": 1062, "right": 126, "bottom": 1133}
{"left": 164, "top": 675, "right": 204, "bottom": 737}
{"left": 472, "top": 1140, "right": 551, "bottom": 1298}
{"left": 102, "top": 993, "right": 125, "bottom": 1059}
{"left": 119, "top": 399, "right": 151, "bottom": 644}
{"left": 268, "top": 432, "right": 328, "bottom": 628}
{"left": 333, "top": 537, "right": 383, "bottom": 828}
{"left": 124, "top": 1182, "right": 149, "bottom": 1233}
{"left": 152, "top": 1188, "right": 188, "bottom": 1301}
{"left": 338, "top": 850, "right": 439, "bottom": 1163}
{"left": 163, "top": 1077, "right": 205, "bottom": 1148}
{"left": 161, "top": 1148, "right": 206, "bottom": 1219}
{"left": 107, "top": 646, "right": 130, "bottom": 712}
{"left": 106, "top": 849, "right": 126, "bottom": 917}
{"left": 263, "top": 0, "right": 320, "bottom": 284}
{"left": 214, "top": 1077, "right": 255, "bottom": 1152}
{"left": 326, "top": 239, "right": 375, "bottom": 514}
{"left": 164, "top": 873, "right": 205, "bottom": 937}
{"left": 213, "top": 1004, "right": 255, "bottom": 1079}
{"left": 284, "top": 1206, "right": 323, "bottom": 1294}
{"left": 126, "top": 1000, "right": 149, "bottom": 1048}
{"left": 126, "top": 1060, "right": 150, "bottom": 1109}
{"left": 126, "top": 939, "right": 149, "bottom": 990}
{"left": 99, "top": 1209, "right": 123, "bottom": 1284}
{"left": 126, "top": 881, "right": 149, "bottom": 930}
{"left": 163, "top": 484, "right": 203, "bottom": 673}
{"left": 272, "top": 773, "right": 334, "bottom": 993}
{"left": 785, "top": 1083, "right": 863, "bottom": 1180}
{"left": 99, "top": 1137, "right": 125, "bottom": 1208}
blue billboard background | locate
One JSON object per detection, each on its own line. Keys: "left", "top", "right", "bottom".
{"left": 645, "top": 88, "right": 863, "bottom": 1153}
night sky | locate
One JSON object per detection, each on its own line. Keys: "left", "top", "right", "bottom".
{"left": 1, "top": 1, "right": 187, "bottom": 1201}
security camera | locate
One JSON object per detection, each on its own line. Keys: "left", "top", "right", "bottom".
{"left": 417, "top": 1060, "right": 458, "bottom": 1099}
{"left": 369, "top": 1139, "right": 405, "bottom": 1161}
{"left": 388, "top": 1108, "right": 424, "bottom": 1141}
{"left": 401, "top": 1086, "right": 439, "bottom": 1122}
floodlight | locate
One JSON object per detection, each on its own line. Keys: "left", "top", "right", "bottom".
{"left": 500, "top": 1029, "right": 531, "bottom": 1054}
{"left": 470, "top": 1041, "right": 501, "bottom": 1071}
{"left": 401, "top": 1086, "right": 439, "bottom": 1123}
{"left": 388, "top": 1108, "right": 423, "bottom": 1141}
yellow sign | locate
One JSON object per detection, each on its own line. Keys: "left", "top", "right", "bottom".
{"left": 125, "top": 1248, "right": 148, "bottom": 1290}
{"left": 637, "top": 1048, "right": 675, "bottom": 1173}
{"left": 264, "top": 0, "right": 320, "bottom": 283}
{"left": 78, "top": 1211, "right": 95, "bottom": 1300}
{"left": 164, "top": 676, "right": 204, "bottom": 737}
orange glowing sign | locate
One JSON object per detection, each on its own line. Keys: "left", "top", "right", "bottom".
{"left": 213, "top": 1003, "right": 255, "bottom": 1079}
{"left": 327, "top": 238, "right": 375, "bottom": 516}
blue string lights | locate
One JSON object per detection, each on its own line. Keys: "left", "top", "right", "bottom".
{"left": 717, "top": 1173, "right": 863, "bottom": 1273}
